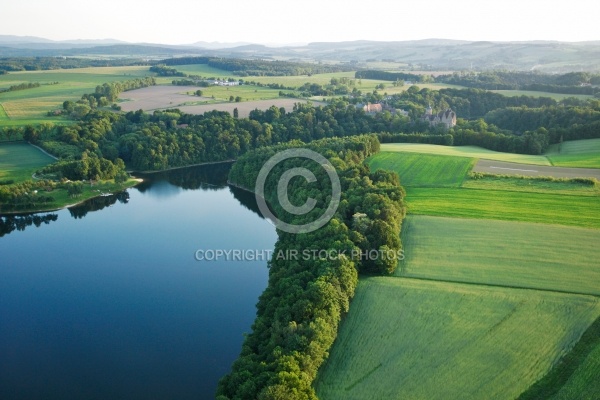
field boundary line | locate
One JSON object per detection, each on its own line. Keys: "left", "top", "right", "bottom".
{"left": 0, "top": 103, "right": 9, "bottom": 120}
{"left": 28, "top": 143, "right": 58, "bottom": 160}
{"left": 394, "top": 275, "right": 600, "bottom": 298}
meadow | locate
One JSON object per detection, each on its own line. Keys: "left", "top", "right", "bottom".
{"left": 315, "top": 277, "right": 600, "bottom": 400}
{"left": 406, "top": 187, "right": 600, "bottom": 228}
{"left": 399, "top": 215, "right": 600, "bottom": 295}
{"left": 462, "top": 174, "right": 600, "bottom": 196}
{"left": 379, "top": 143, "right": 552, "bottom": 165}
{"left": 491, "top": 89, "right": 593, "bottom": 101}
{"left": 545, "top": 138, "right": 600, "bottom": 169}
{"left": 0, "top": 142, "right": 55, "bottom": 183}
{"left": 0, "top": 66, "right": 154, "bottom": 125}
{"left": 367, "top": 151, "right": 475, "bottom": 187}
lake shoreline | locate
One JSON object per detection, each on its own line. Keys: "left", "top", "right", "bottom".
{"left": 0, "top": 178, "right": 142, "bottom": 216}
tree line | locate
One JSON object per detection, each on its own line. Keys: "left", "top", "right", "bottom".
{"left": 0, "top": 82, "right": 40, "bottom": 93}
{"left": 0, "top": 57, "right": 146, "bottom": 74}
{"left": 436, "top": 70, "right": 600, "bottom": 95}
{"left": 218, "top": 135, "right": 405, "bottom": 399}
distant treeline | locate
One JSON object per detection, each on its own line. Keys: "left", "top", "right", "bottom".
{"left": 218, "top": 135, "right": 405, "bottom": 399}
{"left": 0, "top": 56, "right": 147, "bottom": 73}
{"left": 156, "top": 56, "right": 353, "bottom": 76}
{"left": 436, "top": 71, "right": 600, "bottom": 95}
{"left": 149, "top": 65, "right": 186, "bottom": 77}
{"left": 355, "top": 70, "right": 430, "bottom": 83}
{"left": 0, "top": 82, "right": 40, "bottom": 93}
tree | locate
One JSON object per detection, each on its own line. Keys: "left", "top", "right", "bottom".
{"left": 114, "top": 170, "right": 129, "bottom": 185}
{"left": 66, "top": 182, "right": 84, "bottom": 198}
{"left": 235, "top": 96, "right": 242, "bottom": 102}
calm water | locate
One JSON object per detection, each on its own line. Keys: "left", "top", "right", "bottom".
{"left": 0, "top": 163, "right": 277, "bottom": 400}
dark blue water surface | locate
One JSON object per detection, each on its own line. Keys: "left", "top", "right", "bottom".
{"left": 0, "top": 163, "right": 276, "bottom": 400}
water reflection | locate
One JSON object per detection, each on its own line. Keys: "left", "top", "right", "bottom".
{"left": 0, "top": 213, "right": 58, "bottom": 237}
{"left": 134, "top": 162, "right": 232, "bottom": 193}
{"left": 0, "top": 162, "right": 264, "bottom": 236}
{"left": 68, "top": 191, "right": 130, "bottom": 219}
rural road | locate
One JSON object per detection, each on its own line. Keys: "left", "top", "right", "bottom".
{"left": 473, "top": 159, "right": 600, "bottom": 180}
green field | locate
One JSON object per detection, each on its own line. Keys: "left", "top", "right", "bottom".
{"left": 0, "top": 103, "right": 8, "bottom": 121}
{"left": 519, "top": 316, "right": 600, "bottom": 400}
{"left": 407, "top": 187, "right": 600, "bottom": 229}
{"left": 545, "top": 138, "right": 600, "bottom": 168}
{"left": 367, "top": 151, "right": 475, "bottom": 187}
{"left": 462, "top": 174, "right": 600, "bottom": 196}
{"left": 0, "top": 142, "right": 55, "bottom": 182}
{"left": 315, "top": 277, "right": 600, "bottom": 400}
{"left": 195, "top": 84, "right": 281, "bottom": 102}
{"left": 399, "top": 215, "right": 600, "bottom": 295}
{"left": 380, "top": 143, "right": 552, "bottom": 165}
{"left": 491, "top": 89, "right": 593, "bottom": 101}
{"left": 0, "top": 66, "right": 154, "bottom": 125}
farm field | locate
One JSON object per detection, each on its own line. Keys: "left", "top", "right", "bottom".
{"left": 406, "top": 187, "right": 600, "bottom": 228}
{"left": 0, "top": 142, "right": 55, "bottom": 183}
{"left": 315, "top": 277, "right": 600, "bottom": 400}
{"left": 380, "top": 143, "right": 552, "bottom": 165}
{"left": 491, "top": 89, "right": 593, "bottom": 101}
{"left": 399, "top": 215, "right": 600, "bottom": 295}
{"left": 462, "top": 174, "right": 600, "bottom": 196}
{"left": 473, "top": 159, "right": 600, "bottom": 179}
{"left": 545, "top": 138, "right": 600, "bottom": 169}
{"left": 367, "top": 152, "right": 474, "bottom": 187}
{"left": 0, "top": 66, "right": 154, "bottom": 125}
{"left": 0, "top": 103, "right": 8, "bottom": 121}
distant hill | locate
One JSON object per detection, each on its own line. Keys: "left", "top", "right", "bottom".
{"left": 0, "top": 36, "right": 599, "bottom": 72}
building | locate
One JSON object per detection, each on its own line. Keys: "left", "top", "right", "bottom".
{"left": 422, "top": 104, "right": 456, "bottom": 128}
{"left": 360, "top": 102, "right": 383, "bottom": 114}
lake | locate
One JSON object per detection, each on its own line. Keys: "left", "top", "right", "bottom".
{"left": 0, "top": 163, "right": 277, "bottom": 399}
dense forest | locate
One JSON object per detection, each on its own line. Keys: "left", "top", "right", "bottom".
{"left": 354, "top": 69, "right": 600, "bottom": 96}
{"left": 217, "top": 135, "right": 405, "bottom": 399}
{"left": 0, "top": 56, "right": 146, "bottom": 73}
{"left": 436, "top": 71, "right": 600, "bottom": 95}
{"left": 1, "top": 86, "right": 599, "bottom": 178}
{"left": 157, "top": 57, "right": 354, "bottom": 76}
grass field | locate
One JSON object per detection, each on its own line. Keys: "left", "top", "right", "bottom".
{"left": 380, "top": 143, "right": 552, "bottom": 165}
{"left": 462, "top": 174, "right": 600, "bottom": 196}
{"left": 491, "top": 90, "right": 593, "bottom": 101}
{"left": 406, "top": 187, "right": 600, "bottom": 229}
{"left": 545, "top": 138, "right": 600, "bottom": 169}
{"left": 367, "top": 152, "right": 475, "bottom": 187}
{"left": 0, "top": 103, "right": 8, "bottom": 121}
{"left": 519, "top": 315, "right": 600, "bottom": 400}
{"left": 399, "top": 215, "right": 600, "bottom": 295}
{"left": 0, "top": 66, "right": 154, "bottom": 125}
{"left": 315, "top": 277, "right": 600, "bottom": 400}
{"left": 0, "top": 142, "right": 55, "bottom": 183}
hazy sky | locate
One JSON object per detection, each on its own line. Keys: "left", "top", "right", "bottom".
{"left": 4, "top": 0, "right": 599, "bottom": 44}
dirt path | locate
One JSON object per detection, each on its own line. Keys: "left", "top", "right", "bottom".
{"left": 473, "top": 159, "right": 600, "bottom": 179}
